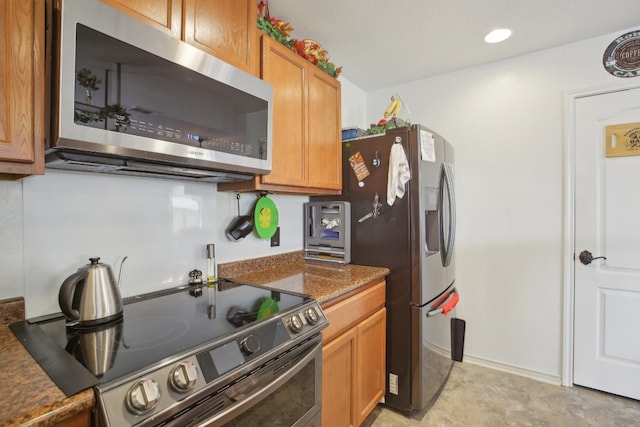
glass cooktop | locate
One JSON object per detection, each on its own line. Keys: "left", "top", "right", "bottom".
{"left": 12, "top": 282, "right": 310, "bottom": 395}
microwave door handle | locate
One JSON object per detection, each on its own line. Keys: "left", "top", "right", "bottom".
{"left": 443, "top": 162, "right": 456, "bottom": 266}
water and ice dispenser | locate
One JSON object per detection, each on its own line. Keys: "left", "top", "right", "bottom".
{"left": 303, "top": 201, "right": 351, "bottom": 264}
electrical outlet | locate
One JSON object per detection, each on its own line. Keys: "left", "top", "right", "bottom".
{"left": 389, "top": 373, "right": 398, "bottom": 395}
{"left": 270, "top": 227, "right": 280, "bottom": 247}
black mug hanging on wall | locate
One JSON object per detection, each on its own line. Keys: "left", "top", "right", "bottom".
{"left": 225, "top": 194, "right": 255, "bottom": 241}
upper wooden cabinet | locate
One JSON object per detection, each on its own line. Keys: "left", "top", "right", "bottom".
{"left": 306, "top": 65, "right": 342, "bottom": 191}
{"left": 0, "top": 0, "right": 45, "bottom": 178}
{"left": 100, "top": 0, "right": 182, "bottom": 39}
{"left": 101, "top": 0, "right": 258, "bottom": 75}
{"left": 183, "top": 0, "right": 256, "bottom": 74}
{"left": 261, "top": 36, "right": 307, "bottom": 189}
{"left": 219, "top": 35, "right": 342, "bottom": 195}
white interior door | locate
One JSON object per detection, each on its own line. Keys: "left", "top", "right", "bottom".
{"left": 574, "top": 86, "right": 640, "bottom": 400}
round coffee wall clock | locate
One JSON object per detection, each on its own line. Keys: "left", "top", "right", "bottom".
{"left": 603, "top": 29, "right": 640, "bottom": 78}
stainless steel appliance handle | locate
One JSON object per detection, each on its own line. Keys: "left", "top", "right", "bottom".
{"left": 308, "top": 204, "right": 317, "bottom": 237}
{"left": 426, "top": 289, "right": 459, "bottom": 318}
{"left": 192, "top": 339, "right": 322, "bottom": 427}
{"left": 442, "top": 162, "right": 456, "bottom": 267}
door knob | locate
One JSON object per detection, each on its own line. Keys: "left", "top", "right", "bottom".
{"left": 579, "top": 250, "right": 606, "bottom": 265}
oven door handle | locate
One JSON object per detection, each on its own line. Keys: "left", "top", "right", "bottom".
{"left": 197, "top": 339, "right": 322, "bottom": 427}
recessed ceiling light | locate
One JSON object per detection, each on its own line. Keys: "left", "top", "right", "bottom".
{"left": 484, "top": 28, "right": 512, "bottom": 44}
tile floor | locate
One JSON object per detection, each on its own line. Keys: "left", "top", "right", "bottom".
{"left": 364, "top": 362, "right": 640, "bottom": 426}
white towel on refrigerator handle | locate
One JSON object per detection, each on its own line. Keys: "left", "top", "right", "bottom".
{"left": 387, "top": 143, "right": 411, "bottom": 206}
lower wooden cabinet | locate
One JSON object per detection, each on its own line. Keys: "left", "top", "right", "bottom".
{"left": 55, "top": 409, "right": 91, "bottom": 427}
{"left": 323, "top": 325, "right": 357, "bottom": 426}
{"left": 355, "top": 308, "right": 386, "bottom": 423}
{"left": 321, "top": 281, "right": 386, "bottom": 427}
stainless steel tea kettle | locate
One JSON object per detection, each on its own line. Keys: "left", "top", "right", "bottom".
{"left": 58, "top": 257, "right": 126, "bottom": 327}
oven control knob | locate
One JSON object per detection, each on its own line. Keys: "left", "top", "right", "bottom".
{"left": 304, "top": 307, "right": 320, "bottom": 324}
{"left": 288, "top": 313, "right": 304, "bottom": 333}
{"left": 170, "top": 360, "right": 199, "bottom": 392}
{"left": 240, "top": 335, "right": 260, "bottom": 355}
{"left": 126, "top": 378, "right": 161, "bottom": 414}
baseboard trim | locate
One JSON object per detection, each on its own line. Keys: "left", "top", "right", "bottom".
{"left": 461, "top": 354, "right": 562, "bottom": 386}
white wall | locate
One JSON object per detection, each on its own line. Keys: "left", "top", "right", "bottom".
{"left": 339, "top": 77, "right": 369, "bottom": 129}
{"left": 0, "top": 181, "right": 24, "bottom": 298}
{"left": 15, "top": 170, "right": 307, "bottom": 317}
{"left": 364, "top": 29, "right": 636, "bottom": 382}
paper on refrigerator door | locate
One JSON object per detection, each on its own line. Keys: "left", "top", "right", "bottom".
{"left": 420, "top": 130, "right": 436, "bottom": 162}
{"left": 348, "top": 151, "right": 370, "bottom": 182}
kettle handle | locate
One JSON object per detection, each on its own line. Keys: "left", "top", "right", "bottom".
{"left": 58, "top": 270, "right": 88, "bottom": 321}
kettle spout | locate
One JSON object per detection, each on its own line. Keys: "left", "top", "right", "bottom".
{"left": 117, "top": 256, "right": 128, "bottom": 287}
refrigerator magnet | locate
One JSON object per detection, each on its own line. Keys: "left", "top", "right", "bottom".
{"left": 348, "top": 151, "right": 370, "bottom": 183}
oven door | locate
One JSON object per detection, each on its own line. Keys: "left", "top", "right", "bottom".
{"left": 164, "top": 336, "right": 322, "bottom": 427}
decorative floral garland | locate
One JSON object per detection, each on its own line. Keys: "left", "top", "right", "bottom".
{"left": 257, "top": 1, "right": 342, "bottom": 78}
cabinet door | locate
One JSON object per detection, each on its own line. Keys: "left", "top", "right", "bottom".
{"left": 356, "top": 307, "right": 387, "bottom": 426}
{"left": 260, "top": 37, "right": 308, "bottom": 188}
{"left": 307, "top": 66, "right": 342, "bottom": 190}
{"left": 183, "top": 0, "right": 255, "bottom": 73}
{"left": 322, "top": 327, "right": 357, "bottom": 427}
{"left": 100, "top": 0, "right": 182, "bottom": 39}
{"left": 0, "top": 0, "right": 44, "bottom": 176}
{"left": 55, "top": 409, "right": 91, "bottom": 427}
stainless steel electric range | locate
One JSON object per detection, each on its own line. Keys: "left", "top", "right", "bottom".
{"left": 11, "top": 280, "right": 327, "bottom": 426}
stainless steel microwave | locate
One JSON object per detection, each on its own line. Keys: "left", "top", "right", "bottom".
{"left": 46, "top": 0, "right": 272, "bottom": 182}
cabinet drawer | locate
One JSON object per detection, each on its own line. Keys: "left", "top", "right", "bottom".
{"left": 321, "top": 280, "right": 385, "bottom": 343}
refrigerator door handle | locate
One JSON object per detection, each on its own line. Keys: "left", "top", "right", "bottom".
{"left": 441, "top": 162, "right": 456, "bottom": 267}
{"left": 426, "top": 290, "right": 459, "bottom": 318}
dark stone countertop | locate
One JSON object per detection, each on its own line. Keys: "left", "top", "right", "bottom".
{"left": 218, "top": 251, "right": 389, "bottom": 305}
{"left": 0, "top": 297, "right": 94, "bottom": 427}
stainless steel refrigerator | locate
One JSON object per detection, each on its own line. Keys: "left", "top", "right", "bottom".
{"left": 315, "top": 124, "right": 461, "bottom": 415}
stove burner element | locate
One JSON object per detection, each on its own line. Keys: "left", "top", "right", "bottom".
{"left": 122, "top": 316, "right": 190, "bottom": 351}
